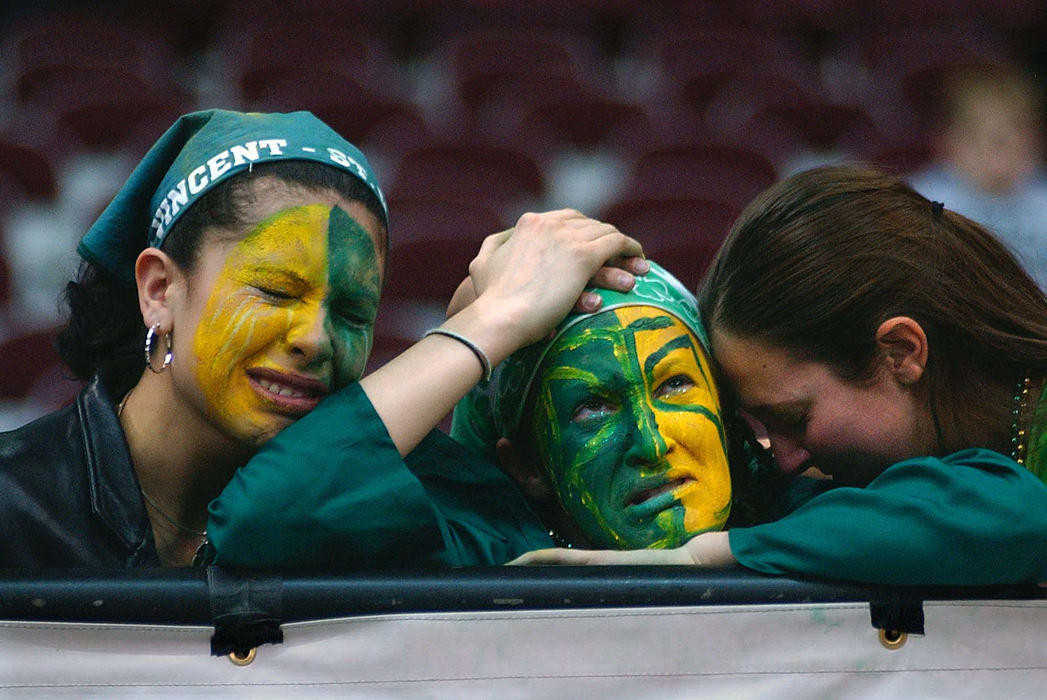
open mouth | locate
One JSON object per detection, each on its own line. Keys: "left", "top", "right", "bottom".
{"left": 248, "top": 369, "right": 329, "bottom": 415}
{"left": 255, "top": 378, "right": 315, "bottom": 398}
{"left": 627, "top": 476, "right": 693, "bottom": 510}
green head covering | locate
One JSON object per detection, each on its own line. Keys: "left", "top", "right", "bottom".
{"left": 78, "top": 109, "right": 387, "bottom": 285}
{"left": 451, "top": 261, "right": 708, "bottom": 463}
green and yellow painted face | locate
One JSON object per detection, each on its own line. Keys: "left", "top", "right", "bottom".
{"left": 191, "top": 203, "right": 380, "bottom": 446}
{"left": 530, "top": 306, "right": 730, "bottom": 549}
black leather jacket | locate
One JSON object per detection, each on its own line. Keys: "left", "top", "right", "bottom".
{"left": 0, "top": 374, "right": 161, "bottom": 567}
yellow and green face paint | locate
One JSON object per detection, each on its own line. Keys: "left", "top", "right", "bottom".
{"left": 191, "top": 203, "right": 380, "bottom": 446}
{"left": 530, "top": 306, "right": 730, "bottom": 549}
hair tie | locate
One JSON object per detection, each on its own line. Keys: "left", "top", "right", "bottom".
{"left": 931, "top": 201, "right": 944, "bottom": 218}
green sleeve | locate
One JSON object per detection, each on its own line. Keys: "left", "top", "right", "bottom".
{"left": 208, "top": 383, "right": 551, "bottom": 570}
{"left": 728, "top": 448, "right": 1047, "bottom": 585}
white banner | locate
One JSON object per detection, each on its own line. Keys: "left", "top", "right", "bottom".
{"left": 2, "top": 600, "right": 1045, "bottom": 698}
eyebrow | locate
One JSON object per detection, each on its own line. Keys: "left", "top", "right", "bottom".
{"left": 623, "top": 315, "right": 711, "bottom": 385}
{"left": 642, "top": 335, "right": 699, "bottom": 377}
{"left": 245, "top": 265, "right": 311, "bottom": 286}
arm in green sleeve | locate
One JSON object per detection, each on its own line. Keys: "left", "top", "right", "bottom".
{"left": 208, "top": 382, "right": 443, "bottom": 569}
{"left": 208, "top": 383, "right": 551, "bottom": 570}
{"left": 728, "top": 448, "right": 1047, "bottom": 585}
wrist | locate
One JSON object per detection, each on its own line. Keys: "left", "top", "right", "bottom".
{"left": 683, "top": 531, "right": 735, "bottom": 567}
{"left": 441, "top": 294, "right": 533, "bottom": 368}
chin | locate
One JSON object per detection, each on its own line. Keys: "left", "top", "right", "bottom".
{"left": 223, "top": 417, "right": 290, "bottom": 449}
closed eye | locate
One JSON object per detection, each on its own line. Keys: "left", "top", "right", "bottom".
{"left": 255, "top": 285, "right": 296, "bottom": 301}
{"left": 333, "top": 312, "right": 371, "bottom": 329}
{"left": 762, "top": 410, "right": 809, "bottom": 436}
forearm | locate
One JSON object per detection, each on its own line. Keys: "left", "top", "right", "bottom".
{"left": 727, "top": 452, "right": 1047, "bottom": 585}
{"left": 359, "top": 296, "right": 524, "bottom": 457}
{"left": 208, "top": 384, "right": 444, "bottom": 569}
{"left": 682, "top": 531, "right": 736, "bottom": 566}
{"left": 509, "top": 531, "right": 738, "bottom": 566}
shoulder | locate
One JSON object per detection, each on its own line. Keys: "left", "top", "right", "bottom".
{"left": 0, "top": 375, "right": 110, "bottom": 500}
{"left": 871, "top": 449, "right": 1047, "bottom": 513}
{"left": 406, "top": 429, "right": 517, "bottom": 488}
{"left": 0, "top": 377, "right": 153, "bottom": 567}
{"left": 407, "top": 430, "right": 549, "bottom": 543}
{"left": 883, "top": 448, "right": 1039, "bottom": 479}
{"left": 0, "top": 402, "right": 83, "bottom": 473}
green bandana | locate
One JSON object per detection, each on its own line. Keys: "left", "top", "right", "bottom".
{"left": 451, "top": 261, "right": 708, "bottom": 463}
{"left": 77, "top": 109, "right": 386, "bottom": 285}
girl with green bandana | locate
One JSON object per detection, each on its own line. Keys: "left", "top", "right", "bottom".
{"left": 516, "top": 166, "right": 1047, "bottom": 586}
{"left": 452, "top": 262, "right": 788, "bottom": 551}
{"left": 0, "top": 109, "right": 646, "bottom": 569}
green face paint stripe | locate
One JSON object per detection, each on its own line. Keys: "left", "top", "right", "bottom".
{"left": 325, "top": 204, "right": 381, "bottom": 384}
{"left": 685, "top": 342, "right": 727, "bottom": 452}
{"left": 631, "top": 316, "right": 713, "bottom": 392}
{"left": 641, "top": 333, "right": 697, "bottom": 377}
{"left": 623, "top": 315, "right": 675, "bottom": 331}
{"left": 327, "top": 205, "right": 381, "bottom": 295}
{"left": 614, "top": 315, "right": 670, "bottom": 461}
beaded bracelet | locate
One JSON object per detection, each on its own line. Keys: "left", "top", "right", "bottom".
{"left": 423, "top": 328, "right": 493, "bottom": 382}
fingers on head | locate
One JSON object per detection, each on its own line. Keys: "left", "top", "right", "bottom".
{"left": 590, "top": 230, "right": 643, "bottom": 263}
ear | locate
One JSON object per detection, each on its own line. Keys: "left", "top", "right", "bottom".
{"left": 495, "top": 437, "right": 553, "bottom": 504}
{"left": 874, "top": 316, "right": 928, "bottom": 385}
{"left": 134, "top": 247, "right": 184, "bottom": 333}
{"left": 497, "top": 437, "right": 590, "bottom": 546}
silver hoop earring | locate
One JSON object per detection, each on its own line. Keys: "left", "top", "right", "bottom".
{"left": 145, "top": 322, "right": 173, "bottom": 373}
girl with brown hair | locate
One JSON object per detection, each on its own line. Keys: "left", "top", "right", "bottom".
{"left": 515, "top": 165, "right": 1047, "bottom": 585}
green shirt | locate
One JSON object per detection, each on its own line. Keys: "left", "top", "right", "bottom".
{"left": 729, "top": 448, "right": 1047, "bottom": 585}
{"left": 208, "top": 383, "right": 553, "bottom": 570}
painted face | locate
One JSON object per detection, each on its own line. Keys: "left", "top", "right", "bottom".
{"left": 711, "top": 328, "right": 928, "bottom": 487}
{"left": 529, "top": 306, "right": 731, "bottom": 549}
{"left": 190, "top": 201, "right": 381, "bottom": 446}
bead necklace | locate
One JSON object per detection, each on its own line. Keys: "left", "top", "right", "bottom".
{"left": 548, "top": 530, "right": 573, "bottom": 549}
{"left": 1011, "top": 374, "right": 1032, "bottom": 464}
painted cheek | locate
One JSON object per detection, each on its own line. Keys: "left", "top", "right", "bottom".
{"left": 329, "top": 319, "right": 372, "bottom": 384}
{"left": 626, "top": 311, "right": 731, "bottom": 535}
{"left": 194, "top": 289, "right": 295, "bottom": 423}
{"left": 191, "top": 205, "right": 331, "bottom": 427}
{"left": 326, "top": 205, "right": 381, "bottom": 384}
{"left": 534, "top": 384, "right": 631, "bottom": 548}
{"left": 569, "top": 417, "right": 636, "bottom": 541}
{"left": 660, "top": 407, "right": 732, "bottom": 532}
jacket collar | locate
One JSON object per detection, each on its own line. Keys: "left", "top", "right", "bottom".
{"left": 79, "top": 374, "right": 159, "bottom": 565}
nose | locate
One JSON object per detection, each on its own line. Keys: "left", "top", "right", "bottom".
{"left": 286, "top": 303, "right": 334, "bottom": 366}
{"left": 766, "top": 432, "right": 811, "bottom": 475}
{"left": 622, "top": 400, "right": 672, "bottom": 470}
